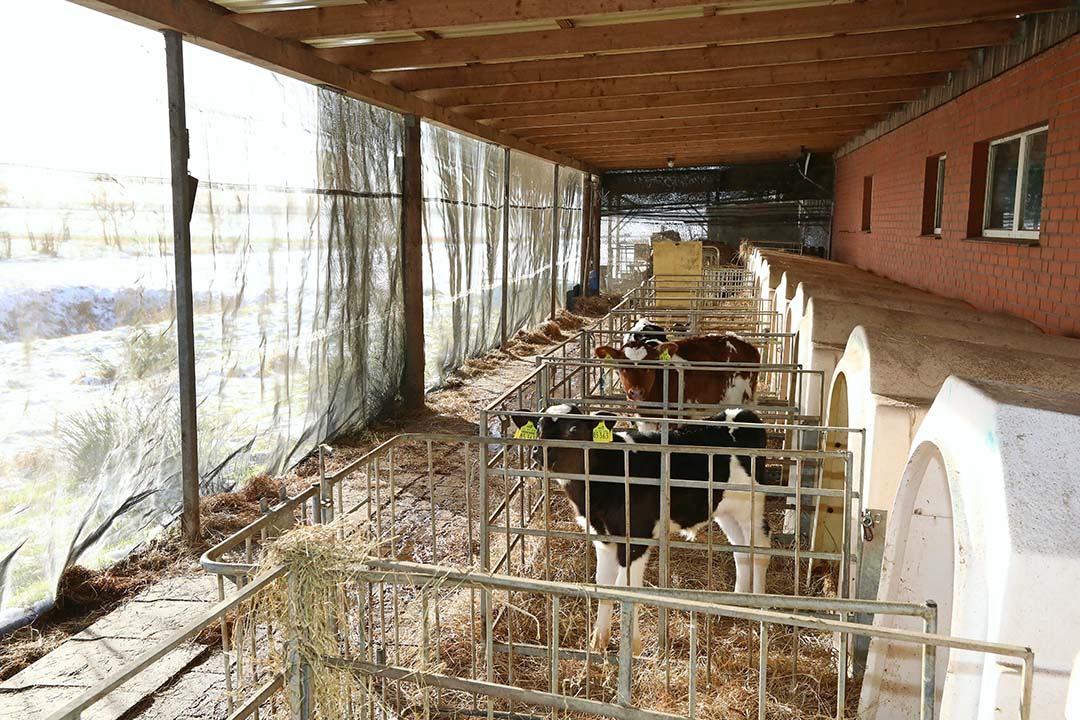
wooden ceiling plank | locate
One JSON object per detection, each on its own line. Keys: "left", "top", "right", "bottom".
{"left": 377, "top": 21, "right": 1015, "bottom": 91}
{"left": 453, "top": 74, "right": 942, "bottom": 119}
{"left": 67, "top": 0, "right": 592, "bottom": 172}
{"left": 231, "top": 0, "right": 716, "bottom": 41}
{"left": 319, "top": 0, "right": 1063, "bottom": 70}
{"left": 418, "top": 51, "right": 973, "bottom": 106}
{"left": 487, "top": 91, "right": 914, "bottom": 130}
{"left": 546, "top": 122, "right": 881, "bottom": 150}
{"left": 514, "top": 107, "right": 892, "bottom": 136}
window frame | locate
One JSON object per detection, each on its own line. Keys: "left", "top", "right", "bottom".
{"left": 933, "top": 154, "right": 946, "bottom": 236}
{"left": 982, "top": 125, "right": 1048, "bottom": 241}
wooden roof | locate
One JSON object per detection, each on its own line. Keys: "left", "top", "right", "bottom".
{"left": 82, "top": 0, "right": 1071, "bottom": 172}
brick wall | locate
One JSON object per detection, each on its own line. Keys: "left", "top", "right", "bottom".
{"left": 832, "top": 34, "right": 1080, "bottom": 336}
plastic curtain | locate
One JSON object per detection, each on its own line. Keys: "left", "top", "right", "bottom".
{"left": 505, "top": 151, "right": 555, "bottom": 332}
{"left": 557, "top": 168, "right": 584, "bottom": 307}
{"left": 421, "top": 124, "right": 504, "bottom": 387}
{"left": 184, "top": 44, "right": 405, "bottom": 490}
{"left": 0, "top": 1, "right": 176, "bottom": 621}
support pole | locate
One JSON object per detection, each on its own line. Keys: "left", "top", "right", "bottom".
{"left": 550, "top": 164, "right": 560, "bottom": 321}
{"left": 401, "top": 114, "right": 425, "bottom": 408}
{"left": 164, "top": 30, "right": 200, "bottom": 543}
{"left": 591, "top": 175, "right": 602, "bottom": 291}
{"left": 499, "top": 147, "right": 511, "bottom": 348}
{"left": 580, "top": 173, "right": 592, "bottom": 294}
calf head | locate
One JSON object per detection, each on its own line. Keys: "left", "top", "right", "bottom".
{"left": 510, "top": 405, "right": 614, "bottom": 475}
{"left": 595, "top": 342, "right": 679, "bottom": 401}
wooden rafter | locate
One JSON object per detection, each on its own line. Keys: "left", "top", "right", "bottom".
{"left": 318, "top": 0, "right": 1059, "bottom": 70}
{"left": 485, "top": 93, "right": 914, "bottom": 131}
{"left": 231, "top": 0, "right": 721, "bottom": 40}
{"left": 539, "top": 119, "right": 887, "bottom": 149}
{"left": 451, "top": 74, "right": 943, "bottom": 119}
{"left": 419, "top": 52, "right": 973, "bottom": 107}
{"left": 509, "top": 107, "right": 894, "bottom": 136}
{"left": 375, "top": 22, "right": 1016, "bottom": 92}
{"left": 68, "top": 0, "right": 591, "bottom": 171}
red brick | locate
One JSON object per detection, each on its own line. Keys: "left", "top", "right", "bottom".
{"left": 832, "top": 35, "right": 1080, "bottom": 335}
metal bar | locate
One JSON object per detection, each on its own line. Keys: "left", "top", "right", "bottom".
{"left": 224, "top": 673, "right": 284, "bottom": 720}
{"left": 329, "top": 658, "right": 686, "bottom": 720}
{"left": 164, "top": 29, "right": 200, "bottom": 542}
{"left": 758, "top": 622, "right": 768, "bottom": 720}
{"left": 921, "top": 600, "right": 938, "bottom": 720}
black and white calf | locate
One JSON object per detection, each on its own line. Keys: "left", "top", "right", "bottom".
{"left": 511, "top": 405, "right": 771, "bottom": 653}
{"left": 622, "top": 318, "right": 668, "bottom": 346}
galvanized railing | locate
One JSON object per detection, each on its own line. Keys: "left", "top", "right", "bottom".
{"left": 46, "top": 552, "right": 1037, "bottom": 720}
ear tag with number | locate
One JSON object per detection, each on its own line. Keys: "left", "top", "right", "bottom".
{"left": 659, "top": 348, "right": 672, "bottom": 361}
{"left": 515, "top": 421, "right": 538, "bottom": 440}
{"left": 592, "top": 421, "right": 614, "bottom": 443}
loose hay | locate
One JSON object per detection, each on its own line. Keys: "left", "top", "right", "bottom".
{"left": 238, "top": 512, "right": 857, "bottom": 720}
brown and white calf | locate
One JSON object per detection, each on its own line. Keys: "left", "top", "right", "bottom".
{"left": 595, "top": 334, "right": 760, "bottom": 431}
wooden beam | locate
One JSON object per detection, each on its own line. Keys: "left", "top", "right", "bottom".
{"left": 68, "top": 0, "right": 592, "bottom": 172}
{"left": 319, "top": 0, "right": 1062, "bottom": 70}
{"left": 590, "top": 141, "right": 843, "bottom": 163}
{"left": 535, "top": 118, "right": 885, "bottom": 147}
{"left": 418, "top": 52, "right": 973, "bottom": 107}
{"left": 576, "top": 132, "right": 854, "bottom": 158}
{"left": 546, "top": 122, "right": 880, "bottom": 151}
{"left": 600, "top": 152, "right": 807, "bottom": 169}
{"left": 231, "top": 0, "right": 719, "bottom": 41}
{"left": 376, "top": 21, "right": 1016, "bottom": 91}
{"left": 401, "top": 115, "right": 425, "bottom": 408}
{"left": 508, "top": 106, "right": 897, "bottom": 135}
{"left": 453, "top": 74, "right": 942, "bottom": 120}
{"left": 489, "top": 92, "right": 911, "bottom": 131}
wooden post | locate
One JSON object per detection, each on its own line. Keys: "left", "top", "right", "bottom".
{"left": 580, "top": 173, "right": 592, "bottom": 293}
{"left": 591, "top": 174, "right": 602, "bottom": 289}
{"left": 550, "top": 164, "right": 560, "bottom": 320}
{"left": 401, "top": 114, "right": 425, "bottom": 407}
{"left": 499, "top": 147, "right": 511, "bottom": 348}
{"left": 164, "top": 30, "right": 200, "bottom": 543}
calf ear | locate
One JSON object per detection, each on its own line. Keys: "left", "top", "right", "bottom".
{"left": 509, "top": 411, "right": 535, "bottom": 429}
{"left": 595, "top": 345, "right": 624, "bottom": 359}
{"left": 657, "top": 341, "right": 679, "bottom": 360}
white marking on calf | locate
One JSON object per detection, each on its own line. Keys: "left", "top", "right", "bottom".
{"left": 623, "top": 345, "right": 648, "bottom": 361}
{"left": 726, "top": 375, "right": 753, "bottom": 404}
{"left": 545, "top": 403, "right": 574, "bottom": 416}
{"left": 615, "top": 432, "right": 636, "bottom": 444}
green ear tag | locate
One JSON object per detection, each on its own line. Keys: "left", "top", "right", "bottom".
{"left": 659, "top": 348, "right": 672, "bottom": 361}
{"left": 515, "top": 421, "right": 538, "bottom": 440}
{"left": 593, "top": 421, "right": 614, "bottom": 443}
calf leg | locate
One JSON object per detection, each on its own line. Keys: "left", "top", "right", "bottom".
{"left": 591, "top": 542, "right": 620, "bottom": 651}
{"left": 715, "top": 509, "right": 753, "bottom": 593}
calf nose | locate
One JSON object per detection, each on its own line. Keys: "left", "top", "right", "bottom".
{"left": 627, "top": 387, "right": 643, "bottom": 401}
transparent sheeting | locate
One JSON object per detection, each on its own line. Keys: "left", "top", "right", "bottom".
{"left": 556, "top": 167, "right": 584, "bottom": 307}
{"left": 184, "top": 44, "right": 405, "bottom": 489}
{"left": 421, "top": 124, "right": 505, "bottom": 387}
{"left": 0, "top": 1, "right": 175, "bottom": 620}
{"left": 506, "top": 151, "right": 556, "bottom": 331}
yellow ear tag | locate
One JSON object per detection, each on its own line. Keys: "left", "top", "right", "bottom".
{"left": 515, "top": 421, "right": 538, "bottom": 440}
{"left": 659, "top": 348, "right": 672, "bottom": 361}
{"left": 593, "top": 421, "right": 613, "bottom": 443}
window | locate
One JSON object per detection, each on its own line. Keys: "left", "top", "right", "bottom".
{"left": 861, "top": 175, "right": 873, "bottom": 232}
{"left": 983, "top": 126, "right": 1047, "bottom": 240}
{"left": 922, "top": 154, "right": 946, "bottom": 235}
